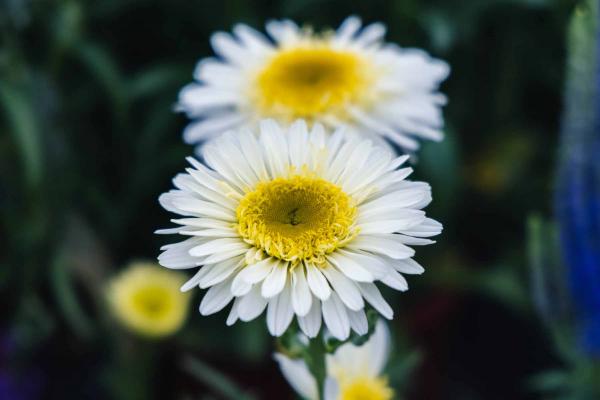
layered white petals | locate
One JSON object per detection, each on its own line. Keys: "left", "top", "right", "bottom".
{"left": 157, "top": 122, "right": 439, "bottom": 339}
{"left": 177, "top": 16, "right": 448, "bottom": 151}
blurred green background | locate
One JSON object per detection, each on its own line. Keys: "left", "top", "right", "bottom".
{"left": 0, "top": 0, "right": 586, "bottom": 399}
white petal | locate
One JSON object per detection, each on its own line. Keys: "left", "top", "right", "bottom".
{"left": 347, "top": 235, "right": 415, "bottom": 259}
{"left": 198, "top": 258, "right": 241, "bottom": 289}
{"left": 193, "top": 58, "right": 242, "bottom": 88}
{"left": 237, "top": 285, "right": 269, "bottom": 322}
{"left": 365, "top": 320, "right": 391, "bottom": 375}
{"left": 177, "top": 84, "right": 239, "bottom": 113}
{"left": 306, "top": 263, "right": 332, "bottom": 301}
{"left": 336, "top": 249, "right": 390, "bottom": 280}
{"left": 238, "top": 128, "right": 269, "bottom": 181}
{"left": 261, "top": 261, "right": 288, "bottom": 298}
{"left": 231, "top": 272, "right": 253, "bottom": 296}
{"left": 354, "top": 22, "right": 386, "bottom": 47}
{"left": 273, "top": 354, "right": 318, "bottom": 400}
{"left": 199, "top": 277, "right": 235, "bottom": 315}
{"left": 359, "top": 188, "right": 429, "bottom": 217}
{"left": 266, "top": 283, "right": 294, "bottom": 336}
{"left": 154, "top": 227, "right": 184, "bottom": 235}
{"left": 260, "top": 120, "right": 288, "bottom": 177}
{"left": 189, "top": 238, "right": 243, "bottom": 257}
{"left": 321, "top": 265, "right": 364, "bottom": 311}
{"left": 323, "top": 377, "right": 340, "bottom": 400}
{"left": 203, "top": 246, "right": 249, "bottom": 265}
{"left": 380, "top": 269, "right": 409, "bottom": 291}
{"left": 357, "top": 283, "right": 393, "bottom": 320}
{"left": 348, "top": 106, "right": 420, "bottom": 150}
{"left": 182, "top": 114, "right": 246, "bottom": 144}
{"left": 322, "top": 292, "right": 350, "bottom": 340}
{"left": 335, "top": 16, "right": 362, "bottom": 43}
{"left": 158, "top": 238, "right": 203, "bottom": 269}
{"left": 327, "top": 252, "right": 374, "bottom": 282}
{"left": 288, "top": 120, "right": 309, "bottom": 169}
{"left": 232, "top": 24, "right": 271, "bottom": 52}
{"left": 348, "top": 309, "right": 368, "bottom": 335}
{"left": 394, "top": 258, "right": 425, "bottom": 274}
{"left": 210, "top": 31, "right": 251, "bottom": 65}
{"left": 291, "top": 266, "right": 312, "bottom": 316}
{"left": 180, "top": 267, "right": 209, "bottom": 292}
{"left": 298, "top": 299, "right": 322, "bottom": 338}
{"left": 265, "top": 19, "right": 300, "bottom": 45}
{"left": 236, "top": 257, "right": 277, "bottom": 284}
{"left": 357, "top": 216, "right": 425, "bottom": 235}
{"left": 394, "top": 235, "right": 436, "bottom": 246}
{"left": 172, "top": 196, "right": 235, "bottom": 221}
{"left": 226, "top": 298, "right": 240, "bottom": 326}
{"left": 399, "top": 218, "right": 443, "bottom": 237}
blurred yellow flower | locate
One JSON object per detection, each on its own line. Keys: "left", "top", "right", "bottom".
{"left": 107, "top": 262, "right": 192, "bottom": 338}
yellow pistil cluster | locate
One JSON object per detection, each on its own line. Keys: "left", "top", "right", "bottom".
{"left": 255, "top": 45, "right": 372, "bottom": 120}
{"left": 340, "top": 376, "right": 395, "bottom": 400}
{"left": 236, "top": 175, "right": 358, "bottom": 265}
{"left": 107, "top": 262, "right": 191, "bottom": 338}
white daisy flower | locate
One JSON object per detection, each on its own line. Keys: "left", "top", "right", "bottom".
{"left": 177, "top": 16, "right": 449, "bottom": 152}
{"left": 157, "top": 120, "right": 441, "bottom": 340}
{"left": 275, "top": 320, "right": 394, "bottom": 400}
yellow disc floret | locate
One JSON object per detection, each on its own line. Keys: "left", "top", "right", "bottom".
{"left": 236, "top": 175, "right": 358, "bottom": 264}
{"left": 255, "top": 45, "right": 373, "bottom": 120}
{"left": 107, "top": 262, "right": 192, "bottom": 338}
{"left": 340, "top": 376, "right": 395, "bottom": 400}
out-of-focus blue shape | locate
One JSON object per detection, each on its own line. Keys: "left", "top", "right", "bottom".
{"left": 0, "top": 334, "right": 43, "bottom": 400}
{"left": 555, "top": 0, "right": 600, "bottom": 357}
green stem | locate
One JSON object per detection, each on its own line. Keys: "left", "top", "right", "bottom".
{"left": 305, "top": 331, "right": 327, "bottom": 400}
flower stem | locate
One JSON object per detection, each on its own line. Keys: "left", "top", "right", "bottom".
{"left": 305, "top": 331, "right": 327, "bottom": 400}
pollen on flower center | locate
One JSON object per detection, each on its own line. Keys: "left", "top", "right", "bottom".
{"left": 340, "top": 376, "right": 394, "bottom": 400}
{"left": 255, "top": 46, "right": 372, "bottom": 119}
{"left": 236, "top": 175, "right": 358, "bottom": 264}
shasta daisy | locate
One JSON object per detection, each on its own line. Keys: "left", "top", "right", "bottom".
{"left": 157, "top": 120, "right": 441, "bottom": 339}
{"left": 177, "top": 16, "right": 449, "bottom": 152}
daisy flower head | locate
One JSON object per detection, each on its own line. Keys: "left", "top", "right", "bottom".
{"left": 106, "top": 261, "right": 192, "bottom": 338}
{"left": 275, "top": 319, "right": 394, "bottom": 400}
{"left": 178, "top": 16, "right": 449, "bottom": 153}
{"left": 157, "top": 120, "right": 441, "bottom": 340}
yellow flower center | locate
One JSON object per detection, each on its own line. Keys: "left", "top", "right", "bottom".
{"left": 255, "top": 46, "right": 372, "bottom": 120}
{"left": 131, "top": 285, "right": 174, "bottom": 318}
{"left": 236, "top": 175, "right": 358, "bottom": 264}
{"left": 340, "top": 376, "right": 395, "bottom": 400}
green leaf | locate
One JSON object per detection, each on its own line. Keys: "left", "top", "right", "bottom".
{"left": 529, "top": 369, "right": 570, "bottom": 392}
{"left": 49, "top": 0, "right": 83, "bottom": 69}
{"left": 182, "top": 357, "right": 257, "bottom": 400}
{"left": 76, "top": 42, "right": 129, "bottom": 127}
{"left": 277, "top": 322, "right": 306, "bottom": 358}
{"left": 0, "top": 82, "right": 42, "bottom": 189}
{"left": 418, "top": 128, "right": 460, "bottom": 216}
{"left": 127, "top": 64, "right": 187, "bottom": 100}
{"left": 388, "top": 349, "right": 423, "bottom": 389}
{"left": 50, "top": 252, "right": 95, "bottom": 339}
